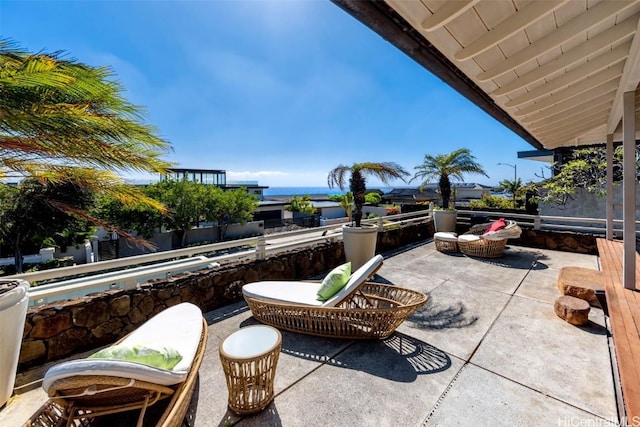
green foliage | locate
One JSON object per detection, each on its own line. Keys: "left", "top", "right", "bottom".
{"left": 0, "top": 179, "right": 96, "bottom": 272}
{"left": 328, "top": 192, "right": 355, "bottom": 219}
{"left": 340, "top": 191, "right": 354, "bottom": 220}
{"left": 95, "top": 181, "right": 259, "bottom": 245}
{"left": 411, "top": 148, "right": 488, "bottom": 209}
{"left": 540, "top": 146, "right": 635, "bottom": 205}
{"left": 285, "top": 195, "right": 316, "bottom": 215}
{"left": 496, "top": 178, "right": 523, "bottom": 208}
{"left": 0, "top": 39, "right": 172, "bottom": 252}
{"left": 207, "top": 187, "right": 259, "bottom": 240}
{"left": 328, "top": 162, "right": 409, "bottom": 227}
{"left": 94, "top": 193, "right": 163, "bottom": 239}
{"left": 469, "top": 195, "right": 513, "bottom": 209}
{"left": 365, "top": 192, "right": 381, "bottom": 205}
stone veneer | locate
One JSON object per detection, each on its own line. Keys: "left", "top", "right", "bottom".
{"left": 18, "top": 220, "right": 434, "bottom": 372}
{"left": 17, "top": 219, "right": 596, "bottom": 373}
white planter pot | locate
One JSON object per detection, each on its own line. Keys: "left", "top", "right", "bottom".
{"left": 434, "top": 210, "right": 457, "bottom": 232}
{"left": 0, "top": 279, "right": 30, "bottom": 407}
{"left": 343, "top": 225, "right": 378, "bottom": 271}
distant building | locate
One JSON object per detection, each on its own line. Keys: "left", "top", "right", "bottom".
{"left": 384, "top": 183, "right": 492, "bottom": 205}
{"left": 161, "top": 168, "right": 268, "bottom": 201}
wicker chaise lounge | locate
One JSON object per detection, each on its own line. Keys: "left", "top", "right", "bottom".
{"left": 242, "top": 255, "right": 428, "bottom": 339}
{"left": 27, "top": 302, "right": 208, "bottom": 427}
{"left": 458, "top": 220, "right": 522, "bottom": 258}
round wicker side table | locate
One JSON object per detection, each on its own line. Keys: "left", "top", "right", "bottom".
{"left": 219, "top": 325, "right": 282, "bottom": 415}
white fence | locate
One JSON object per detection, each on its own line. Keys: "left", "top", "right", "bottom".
{"left": 0, "top": 248, "right": 55, "bottom": 267}
{"left": 6, "top": 208, "right": 640, "bottom": 307}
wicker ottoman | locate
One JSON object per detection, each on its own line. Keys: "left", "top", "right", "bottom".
{"left": 220, "top": 325, "right": 282, "bottom": 415}
{"left": 434, "top": 232, "right": 458, "bottom": 253}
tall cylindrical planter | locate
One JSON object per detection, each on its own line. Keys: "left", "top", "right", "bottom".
{"left": 433, "top": 210, "right": 458, "bottom": 232}
{"left": 343, "top": 225, "right": 378, "bottom": 271}
{"left": 0, "top": 279, "right": 30, "bottom": 408}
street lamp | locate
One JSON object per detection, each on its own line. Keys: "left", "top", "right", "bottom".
{"left": 497, "top": 162, "right": 517, "bottom": 182}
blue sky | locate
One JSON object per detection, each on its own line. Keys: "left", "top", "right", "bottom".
{"left": 2, "top": 0, "right": 550, "bottom": 188}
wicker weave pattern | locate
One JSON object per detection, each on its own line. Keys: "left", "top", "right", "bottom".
{"left": 245, "top": 283, "right": 428, "bottom": 339}
{"left": 435, "top": 239, "right": 458, "bottom": 253}
{"left": 220, "top": 333, "right": 281, "bottom": 415}
{"left": 457, "top": 238, "right": 506, "bottom": 258}
{"left": 26, "top": 318, "right": 208, "bottom": 427}
{"left": 458, "top": 224, "right": 507, "bottom": 258}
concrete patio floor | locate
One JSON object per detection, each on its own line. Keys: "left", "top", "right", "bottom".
{"left": 1, "top": 240, "right": 619, "bottom": 426}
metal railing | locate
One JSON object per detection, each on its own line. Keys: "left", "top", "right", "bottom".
{"left": 456, "top": 209, "right": 640, "bottom": 237}
{"left": 7, "top": 207, "right": 638, "bottom": 306}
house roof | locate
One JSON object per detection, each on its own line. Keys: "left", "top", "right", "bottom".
{"left": 333, "top": 0, "right": 640, "bottom": 150}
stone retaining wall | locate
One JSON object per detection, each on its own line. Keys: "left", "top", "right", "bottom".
{"left": 17, "top": 218, "right": 595, "bottom": 373}
{"left": 18, "top": 242, "right": 346, "bottom": 371}
{"left": 515, "top": 229, "right": 597, "bottom": 254}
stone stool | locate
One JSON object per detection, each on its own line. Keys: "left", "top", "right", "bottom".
{"left": 554, "top": 295, "right": 590, "bottom": 326}
{"left": 557, "top": 267, "right": 603, "bottom": 308}
{"left": 434, "top": 232, "right": 458, "bottom": 253}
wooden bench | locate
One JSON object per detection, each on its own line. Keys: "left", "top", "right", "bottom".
{"left": 596, "top": 238, "right": 640, "bottom": 422}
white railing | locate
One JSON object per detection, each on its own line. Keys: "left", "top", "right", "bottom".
{"left": 455, "top": 209, "right": 640, "bottom": 236}
{"left": 6, "top": 207, "right": 638, "bottom": 306}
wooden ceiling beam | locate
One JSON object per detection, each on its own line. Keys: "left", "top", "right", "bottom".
{"left": 505, "top": 44, "right": 628, "bottom": 107}
{"left": 513, "top": 66, "right": 622, "bottom": 117}
{"left": 519, "top": 84, "right": 617, "bottom": 123}
{"left": 608, "top": 15, "right": 640, "bottom": 132}
{"left": 541, "top": 114, "right": 611, "bottom": 143}
{"left": 528, "top": 95, "right": 613, "bottom": 130}
{"left": 492, "top": 15, "right": 638, "bottom": 96}
{"left": 455, "top": 0, "right": 567, "bottom": 61}
{"left": 536, "top": 110, "right": 611, "bottom": 138}
{"left": 421, "top": 0, "right": 480, "bottom": 32}
{"left": 478, "top": 2, "right": 636, "bottom": 82}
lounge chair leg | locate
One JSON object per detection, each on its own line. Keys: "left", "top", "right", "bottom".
{"left": 63, "top": 405, "right": 76, "bottom": 427}
{"left": 136, "top": 394, "right": 151, "bottom": 427}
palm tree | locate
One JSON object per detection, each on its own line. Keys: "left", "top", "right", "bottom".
{"left": 411, "top": 148, "right": 488, "bottom": 209}
{"left": 328, "top": 162, "right": 408, "bottom": 227}
{"left": 0, "top": 40, "right": 172, "bottom": 248}
{"left": 497, "top": 178, "right": 523, "bottom": 208}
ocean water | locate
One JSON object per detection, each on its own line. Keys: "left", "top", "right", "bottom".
{"left": 263, "top": 187, "right": 395, "bottom": 196}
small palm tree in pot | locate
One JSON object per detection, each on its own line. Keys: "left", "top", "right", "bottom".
{"left": 328, "top": 162, "right": 408, "bottom": 269}
{"left": 328, "top": 162, "right": 409, "bottom": 227}
{"left": 411, "top": 148, "right": 488, "bottom": 232}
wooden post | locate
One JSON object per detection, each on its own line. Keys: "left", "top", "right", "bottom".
{"left": 622, "top": 91, "right": 636, "bottom": 290}
{"left": 605, "top": 133, "right": 614, "bottom": 240}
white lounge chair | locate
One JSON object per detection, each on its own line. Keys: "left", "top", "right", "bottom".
{"left": 243, "top": 255, "right": 428, "bottom": 339}
{"left": 27, "top": 302, "right": 208, "bottom": 427}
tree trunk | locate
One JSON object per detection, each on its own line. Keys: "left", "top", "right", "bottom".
{"left": 439, "top": 175, "right": 451, "bottom": 209}
{"left": 181, "top": 229, "right": 189, "bottom": 248}
{"left": 13, "top": 235, "right": 23, "bottom": 274}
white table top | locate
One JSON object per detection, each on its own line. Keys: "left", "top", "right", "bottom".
{"left": 221, "top": 325, "right": 281, "bottom": 359}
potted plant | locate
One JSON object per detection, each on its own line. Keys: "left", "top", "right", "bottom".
{"left": 432, "top": 205, "right": 458, "bottom": 232}
{"left": 0, "top": 279, "right": 30, "bottom": 407}
{"left": 411, "top": 148, "right": 488, "bottom": 232}
{"left": 328, "top": 162, "right": 409, "bottom": 269}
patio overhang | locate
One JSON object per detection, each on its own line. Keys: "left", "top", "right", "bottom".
{"left": 333, "top": 0, "right": 639, "bottom": 289}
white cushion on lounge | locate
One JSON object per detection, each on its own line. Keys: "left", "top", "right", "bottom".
{"left": 434, "top": 232, "right": 458, "bottom": 242}
{"left": 458, "top": 234, "right": 481, "bottom": 242}
{"left": 43, "top": 303, "right": 203, "bottom": 391}
{"left": 242, "top": 254, "right": 384, "bottom": 308}
{"left": 242, "top": 281, "right": 324, "bottom": 307}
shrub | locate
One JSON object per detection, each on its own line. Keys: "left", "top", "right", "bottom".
{"left": 469, "top": 195, "right": 513, "bottom": 209}
{"left": 386, "top": 206, "right": 400, "bottom": 215}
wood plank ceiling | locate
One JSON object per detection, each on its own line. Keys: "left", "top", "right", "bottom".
{"left": 368, "top": 0, "right": 640, "bottom": 150}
